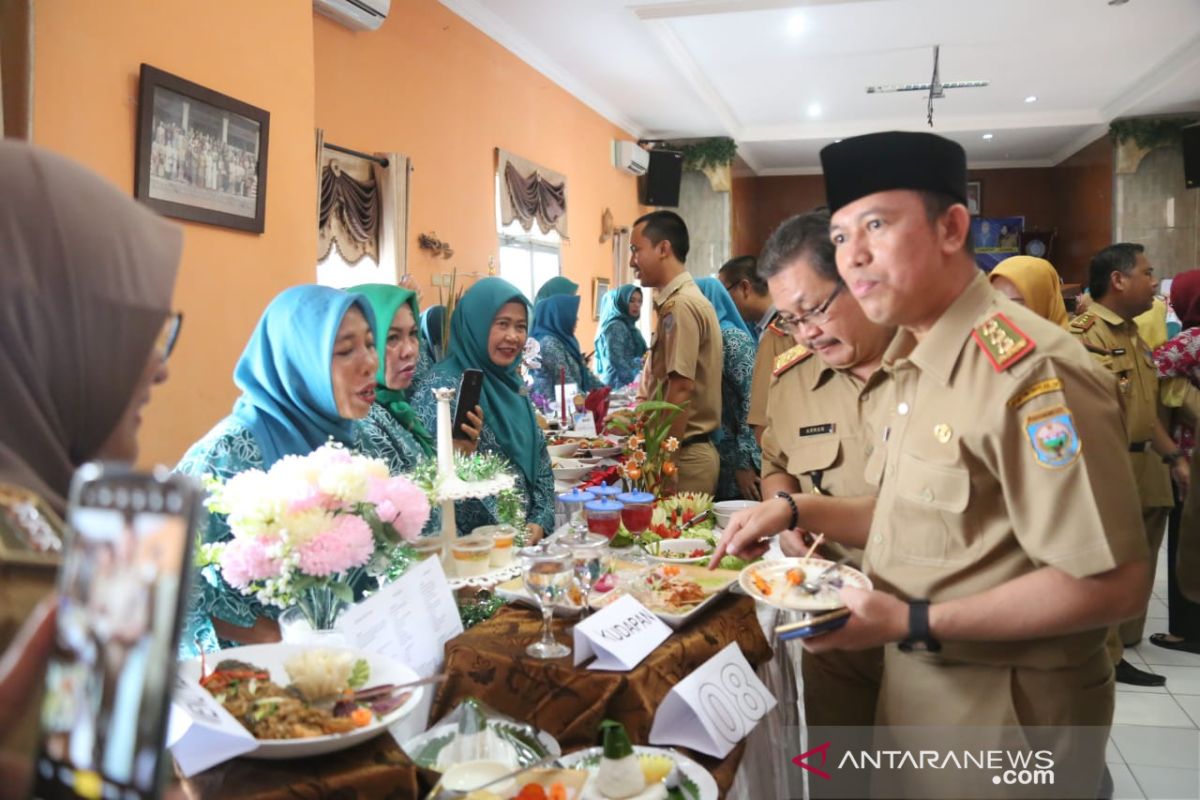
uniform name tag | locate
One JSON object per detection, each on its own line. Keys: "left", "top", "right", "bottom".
{"left": 799, "top": 423, "right": 835, "bottom": 437}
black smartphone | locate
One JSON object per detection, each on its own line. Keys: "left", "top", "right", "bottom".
{"left": 775, "top": 608, "right": 851, "bottom": 642}
{"left": 31, "top": 463, "right": 200, "bottom": 800}
{"left": 452, "top": 369, "right": 484, "bottom": 441}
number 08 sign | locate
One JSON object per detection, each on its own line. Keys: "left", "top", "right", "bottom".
{"left": 649, "top": 642, "right": 777, "bottom": 758}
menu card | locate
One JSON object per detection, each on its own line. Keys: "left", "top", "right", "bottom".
{"left": 336, "top": 555, "right": 464, "bottom": 742}
{"left": 649, "top": 641, "right": 776, "bottom": 758}
{"left": 573, "top": 593, "right": 671, "bottom": 670}
{"left": 167, "top": 673, "right": 257, "bottom": 776}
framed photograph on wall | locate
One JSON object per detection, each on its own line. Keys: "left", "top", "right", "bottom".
{"left": 593, "top": 277, "right": 610, "bottom": 321}
{"left": 135, "top": 64, "right": 269, "bottom": 233}
{"left": 966, "top": 180, "right": 982, "bottom": 216}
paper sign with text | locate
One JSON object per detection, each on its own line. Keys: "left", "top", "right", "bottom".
{"left": 648, "top": 641, "right": 776, "bottom": 758}
{"left": 167, "top": 673, "right": 257, "bottom": 776}
{"left": 573, "top": 593, "right": 671, "bottom": 670}
{"left": 572, "top": 412, "right": 598, "bottom": 437}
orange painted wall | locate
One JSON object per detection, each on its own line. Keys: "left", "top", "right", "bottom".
{"left": 312, "top": 4, "right": 643, "bottom": 347}
{"left": 32, "top": 0, "right": 318, "bottom": 469}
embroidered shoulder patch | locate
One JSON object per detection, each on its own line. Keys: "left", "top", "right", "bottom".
{"left": 1070, "top": 314, "right": 1096, "bottom": 332}
{"left": 773, "top": 344, "right": 813, "bottom": 376}
{"left": 1007, "top": 378, "right": 1064, "bottom": 409}
{"left": 972, "top": 312, "right": 1036, "bottom": 372}
{"left": 1024, "top": 405, "right": 1081, "bottom": 468}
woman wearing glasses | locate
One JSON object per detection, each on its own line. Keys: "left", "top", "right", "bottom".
{"left": 696, "top": 278, "right": 763, "bottom": 501}
{"left": 175, "top": 285, "right": 413, "bottom": 655}
{"left": 0, "top": 142, "right": 182, "bottom": 792}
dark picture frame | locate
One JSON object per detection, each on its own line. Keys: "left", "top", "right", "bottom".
{"left": 135, "top": 64, "right": 269, "bottom": 233}
{"left": 966, "top": 180, "right": 982, "bottom": 216}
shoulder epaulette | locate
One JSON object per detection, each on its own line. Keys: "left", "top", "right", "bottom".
{"left": 766, "top": 320, "right": 789, "bottom": 337}
{"left": 971, "top": 312, "right": 1036, "bottom": 373}
{"left": 1069, "top": 313, "right": 1095, "bottom": 332}
{"left": 773, "top": 343, "right": 813, "bottom": 376}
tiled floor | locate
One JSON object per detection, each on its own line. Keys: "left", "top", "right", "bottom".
{"left": 1107, "top": 547, "right": 1200, "bottom": 799}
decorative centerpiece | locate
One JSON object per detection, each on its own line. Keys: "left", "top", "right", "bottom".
{"left": 607, "top": 393, "right": 684, "bottom": 497}
{"left": 196, "top": 443, "right": 431, "bottom": 635}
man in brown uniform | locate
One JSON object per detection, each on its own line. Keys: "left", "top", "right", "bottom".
{"left": 747, "top": 319, "right": 794, "bottom": 446}
{"left": 721, "top": 255, "right": 786, "bottom": 448}
{"left": 1071, "top": 242, "right": 1189, "bottom": 687}
{"left": 757, "top": 210, "right": 895, "bottom": 734}
{"left": 630, "top": 210, "right": 722, "bottom": 495}
{"left": 714, "top": 132, "right": 1150, "bottom": 798}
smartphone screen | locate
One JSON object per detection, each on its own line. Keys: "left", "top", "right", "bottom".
{"left": 31, "top": 464, "right": 198, "bottom": 800}
{"left": 452, "top": 369, "right": 484, "bottom": 440}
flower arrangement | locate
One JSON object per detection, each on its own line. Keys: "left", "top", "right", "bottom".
{"left": 607, "top": 391, "right": 685, "bottom": 497}
{"left": 197, "top": 443, "right": 431, "bottom": 629}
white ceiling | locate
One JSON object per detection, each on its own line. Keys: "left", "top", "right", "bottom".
{"left": 440, "top": 0, "right": 1200, "bottom": 173}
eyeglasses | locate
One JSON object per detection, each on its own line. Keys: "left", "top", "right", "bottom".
{"left": 155, "top": 312, "right": 183, "bottom": 361}
{"left": 776, "top": 283, "right": 844, "bottom": 333}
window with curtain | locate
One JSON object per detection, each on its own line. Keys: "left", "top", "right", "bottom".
{"left": 495, "top": 148, "right": 568, "bottom": 300}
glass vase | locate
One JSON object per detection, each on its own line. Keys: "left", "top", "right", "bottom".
{"left": 279, "top": 584, "right": 350, "bottom": 647}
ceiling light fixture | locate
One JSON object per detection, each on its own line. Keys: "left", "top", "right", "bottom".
{"left": 786, "top": 13, "right": 806, "bottom": 36}
{"left": 807, "top": 103, "right": 822, "bottom": 118}
{"left": 865, "top": 45, "right": 989, "bottom": 127}
{"left": 982, "top": 133, "right": 995, "bottom": 140}
{"left": 1024, "top": 95, "right": 1038, "bottom": 103}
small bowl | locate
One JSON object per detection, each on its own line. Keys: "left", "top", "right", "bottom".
{"left": 586, "top": 446, "right": 622, "bottom": 458}
{"left": 643, "top": 537, "right": 713, "bottom": 564}
{"left": 547, "top": 442, "right": 580, "bottom": 458}
{"left": 440, "top": 759, "right": 516, "bottom": 794}
{"left": 713, "top": 499, "right": 760, "bottom": 529}
{"left": 552, "top": 458, "right": 592, "bottom": 482}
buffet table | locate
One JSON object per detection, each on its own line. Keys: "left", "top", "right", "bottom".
{"left": 429, "top": 593, "right": 772, "bottom": 796}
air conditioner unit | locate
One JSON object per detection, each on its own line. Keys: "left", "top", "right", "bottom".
{"left": 613, "top": 140, "right": 650, "bottom": 176}
{"left": 314, "top": 0, "right": 390, "bottom": 31}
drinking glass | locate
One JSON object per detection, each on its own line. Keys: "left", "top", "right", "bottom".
{"left": 569, "top": 534, "right": 609, "bottom": 617}
{"left": 520, "top": 545, "right": 573, "bottom": 659}
{"left": 616, "top": 491, "right": 655, "bottom": 537}
{"left": 557, "top": 489, "right": 595, "bottom": 540}
{"left": 585, "top": 498, "right": 624, "bottom": 540}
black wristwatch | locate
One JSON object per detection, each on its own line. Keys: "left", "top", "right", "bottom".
{"left": 898, "top": 599, "right": 942, "bottom": 653}
{"left": 1163, "top": 450, "right": 1187, "bottom": 465}
{"left": 775, "top": 491, "right": 799, "bottom": 530}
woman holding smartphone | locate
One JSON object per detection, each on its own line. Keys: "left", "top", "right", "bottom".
{"left": 175, "top": 285, "right": 411, "bottom": 654}
{"left": 412, "top": 278, "right": 554, "bottom": 541}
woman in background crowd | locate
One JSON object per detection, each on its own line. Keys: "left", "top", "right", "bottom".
{"left": 988, "top": 255, "right": 1070, "bottom": 327}
{"left": 594, "top": 284, "right": 648, "bottom": 389}
{"left": 528, "top": 293, "right": 601, "bottom": 401}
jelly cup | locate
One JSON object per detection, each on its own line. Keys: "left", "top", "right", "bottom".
{"left": 589, "top": 482, "right": 623, "bottom": 500}
{"left": 585, "top": 498, "right": 624, "bottom": 540}
{"left": 410, "top": 537, "right": 445, "bottom": 562}
{"left": 616, "top": 491, "right": 655, "bottom": 536}
{"left": 449, "top": 535, "right": 493, "bottom": 578}
{"left": 558, "top": 489, "right": 596, "bottom": 539}
{"left": 472, "top": 524, "right": 519, "bottom": 567}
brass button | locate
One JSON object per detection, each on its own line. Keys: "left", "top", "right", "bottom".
{"left": 921, "top": 487, "right": 934, "bottom": 502}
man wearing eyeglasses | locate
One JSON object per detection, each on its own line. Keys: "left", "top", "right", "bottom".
{"left": 714, "top": 132, "right": 1149, "bottom": 797}
{"left": 756, "top": 211, "right": 895, "bottom": 789}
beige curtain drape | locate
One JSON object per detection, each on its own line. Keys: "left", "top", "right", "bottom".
{"left": 375, "top": 152, "right": 411, "bottom": 280}
{"left": 496, "top": 148, "right": 569, "bottom": 239}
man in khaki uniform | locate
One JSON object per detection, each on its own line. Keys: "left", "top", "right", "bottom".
{"left": 1070, "top": 242, "right": 1188, "bottom": 687}
{"left": 746, "top": 320, "right": 794, "bottom": 445}
{"left": 630, "top": 210, "right": 722, "bottom": 495}
{"left": 757, "top": 211, "right": 895, "bottom": 738}
{"left": 714, "top": 132, "right": 1150, "bottom": 798}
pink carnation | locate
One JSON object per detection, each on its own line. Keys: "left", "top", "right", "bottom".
{"left": 220, "top": 536, "right": 282, "bottom": 589}
{"left": 367, "top": 476, "right": 431, "bottom": 543}
{"left": 297, "top": 514, "right": 374, "bottom": 576}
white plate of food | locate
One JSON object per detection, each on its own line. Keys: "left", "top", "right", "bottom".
{"left": 552, "top": 458, "right": 593, "bottom": 482}
{"left": 402, "top": 718, "right": 562, "bottom": 773}
{"left": 559, "top": 744, "right": 718, "bottom": 800}
{"left": 738, "top": 557, "right": 872, "bottom": 613}
{"left": 589, "top": 564, "right": 740, "bottom": 629}
{"left": 640, "top": 538, "right": 713, "bottom": 565}
{"left": 178, "top": 643, "right": 423, "bottom": 759}
{"left": 547, "top": 441, "right": 581, "bottom": 458}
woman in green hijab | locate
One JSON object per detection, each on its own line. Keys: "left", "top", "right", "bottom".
{"left": 350, "top": 284, "right": 483, "bottom": 470}
{"left": 412, "top": 277, "right": 554, "bottom": 540}
{"left": 531, "top": 274, "right": 579, "bottom": 332}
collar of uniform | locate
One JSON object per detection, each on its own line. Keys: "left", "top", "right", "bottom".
{"left": 653, "top": 270, "right": 694, "bottom": 310}
{"left": 884, "top": 271, "right": 994, "bottom": 387}
{"left": 1090, "top": 301, "right": 1135, "bottom": 332}
{"left": 756, "top": 305, "right": 777, "bottom": 336}
{"left": 812, "top": 361, "right": 881, "bottom": 395}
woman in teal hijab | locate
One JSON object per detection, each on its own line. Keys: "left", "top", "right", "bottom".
{"left": 177, "top": 285, "right": 410, "bottom": 652}
{"left": 528, "top": 294, "right": 601, "bottom": 400}
{"left": 531, "top": 274, "right": 578, "bottom": 331}
{"left": 412, "top": 277, "right": 554, "bottom": 540}
{"left": 696, "top": 277, "right": 762, "bottom": 501}
{"left": 594, "top": 283, "right": 647, "bottom": 388}
{"left": 349, "top": 283, "right": 447, "bottom": 466}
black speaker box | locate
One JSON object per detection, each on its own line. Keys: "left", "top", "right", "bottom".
{"left": 638, "top": 149, "right": 683, "bottom": 207}
{"left": 1183, "top": 123, "right": 1200, "bottom": 190}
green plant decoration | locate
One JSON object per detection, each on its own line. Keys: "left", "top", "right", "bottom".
{"left": 675, "top": 137, "right": 738, "bottom": 171}
{"left": 1109, "top": 117, "right": 1199, "bottom": 151}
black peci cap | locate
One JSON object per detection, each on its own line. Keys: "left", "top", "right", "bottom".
{"left": 820, "top": 131, "right": 968, "bottom": 214}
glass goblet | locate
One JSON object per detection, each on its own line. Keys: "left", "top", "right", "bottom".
{"left": 519, "top": 545, "right": 573, "bottom": 659}
{"left": 569, "top": 533, "right": 609, "bottom": 617}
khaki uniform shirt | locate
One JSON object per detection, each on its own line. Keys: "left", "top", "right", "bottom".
{"left": 649, "top": 271, "right": 723, "bottom": 441}
{"left": 748, "top": 321, "right": 795, "bottom": 429}
{"left": 864, "top": 274, "right": 1147, "bottom": 669}
{"left": 1070, "top": 303, "right": 1173, "bottom": 508}
{"left": 761, "top": 346, "right": 890, "bottom": 567}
